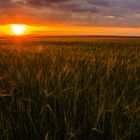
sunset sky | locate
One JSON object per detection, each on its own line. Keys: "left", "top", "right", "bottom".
{"left": 0, "top": 0, "right": 140, "bottom": 36}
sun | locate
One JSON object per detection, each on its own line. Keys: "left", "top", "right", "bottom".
{"left": 11, "top": 24, "right": 26, "bottom": 35}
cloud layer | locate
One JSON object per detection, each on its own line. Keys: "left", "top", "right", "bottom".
{"left": 0, "top": 0, "right": 140, "bottom": 27}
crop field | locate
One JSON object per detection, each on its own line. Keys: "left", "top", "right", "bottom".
{"left": 0, "top": 37, "right": 140, "bottom": 140}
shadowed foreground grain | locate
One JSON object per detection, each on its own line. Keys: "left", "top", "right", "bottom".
{"left": 0, "top": 37, "right": 140, "bottom": 140}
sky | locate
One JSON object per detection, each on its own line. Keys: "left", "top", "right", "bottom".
{"left": 0, "top": 0, "right": 140, "bottom": 36}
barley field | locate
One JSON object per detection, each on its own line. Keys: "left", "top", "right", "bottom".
{"left": 0, "top": 36, "right": 140, "bottom": 140}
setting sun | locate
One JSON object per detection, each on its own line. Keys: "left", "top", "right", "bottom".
{"left": 11, "top": 24, "right": 26, "bottom": 35}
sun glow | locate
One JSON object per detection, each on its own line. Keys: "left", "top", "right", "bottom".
{"left": 0, "top": 24, "right": 140, "bottom": 36}
{"left": 11, "top": 24, "right": 26, "bottom": 35}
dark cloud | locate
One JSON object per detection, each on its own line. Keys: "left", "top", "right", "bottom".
{"left": 0, "top": 0, "right": 13, "bottom": 8}
{"left": 53, "top": 3, "right": 99, "bottom": 13}
{"left": 23, "top": 0, "right": 99, "bottom": 13}
{"left": 23, "top": 0, "right": 67, "bottom": 7}
{"left": 87, "top": 0, "right": 110, "bottom": 6}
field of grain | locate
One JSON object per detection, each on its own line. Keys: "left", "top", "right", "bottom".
{"left": 0, "top": 37, "right": 140, "bottom": 140}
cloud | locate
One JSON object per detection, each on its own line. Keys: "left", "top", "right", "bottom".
{"left": 21, "top": 0, "right": 99, "bottom": 13}
{"left": 87, "top": 0, "right": 110, "bottom": 6}
{"left": 21, "top": 0, "right": 67, "bottom": 7}
{"left": 0, "top": 0, "right": 139, "bottom": 27}
{"left": 0, "top": 0, "right": 12, "bottom": 8}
